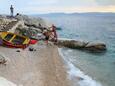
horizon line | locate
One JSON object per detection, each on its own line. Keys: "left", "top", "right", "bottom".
{"left": 1, "top": 12, "right": 115, "bottom": 15}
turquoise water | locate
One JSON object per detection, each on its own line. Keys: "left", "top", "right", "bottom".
{"left": 38, "top": 14, "right": 115, "bottom": 86}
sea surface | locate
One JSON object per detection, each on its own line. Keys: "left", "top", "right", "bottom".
{"left": 36, "top": 13, "right": 115, "bottom": 86}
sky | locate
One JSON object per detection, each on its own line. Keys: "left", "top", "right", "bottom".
{"left": 0, "top": 0, "right": 115, "bottom": 14}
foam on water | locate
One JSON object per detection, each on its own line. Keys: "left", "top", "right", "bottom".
{"left": 58, "top": 48, "right": 102, "bottom": 86}
{"left": 0, "top": 77, "right": 22, "bottom": 86}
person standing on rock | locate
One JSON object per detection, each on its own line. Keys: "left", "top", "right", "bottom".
{"left": 10, "top": 5, "right": 14, "bottom": 17}
{"left": 50, "top": 24, "right": 58, "bottom": 42}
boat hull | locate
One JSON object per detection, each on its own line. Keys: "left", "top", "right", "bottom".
{"left": 0, "top": 32, "right": 30, "bottom": 49}
{"left": 2, "top": 39, "right": 29, "bottom": 49}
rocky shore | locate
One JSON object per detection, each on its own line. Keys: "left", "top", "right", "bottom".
{"left": 0, "top": 14, "right": 107, "bottom": 86}
{"left": 0, "top": 14, "right": 107, "bottom": 53}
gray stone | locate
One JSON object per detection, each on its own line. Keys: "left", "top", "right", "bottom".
{"left": 0, "top": 54, "right": 7, "bottom": 65}
{"left": 57, "top": 39, "right": 106, "bottom": 52}
{"left": 85, "top": 42, "right": 106, "bottom": 51}
{"left": 57, "top": 40, "right": 88, "bottom": 49}
{"left": 15, "top": 15, "right": 47, "bottom": 28}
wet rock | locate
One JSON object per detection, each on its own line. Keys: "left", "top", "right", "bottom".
{"left": 85, "top": 42, "right": 106, "bottom": 51}
{"left": 57, "top": 39, "right": 106, "bottom": 52}
{"left": 77, "top": 77, "right": 84, "bottom": 81}
{"left": 57, "top": 40, "right": 88, "bottom": 49}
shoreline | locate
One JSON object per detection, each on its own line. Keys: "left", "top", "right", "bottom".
{"left": 58, "top": 48, "right": 103, "bottom": 86}
{"left": 0, "top": 43, "right": 71, "bottom": 86}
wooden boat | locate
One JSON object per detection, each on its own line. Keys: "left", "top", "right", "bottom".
{"left": 0, "top": 32, "right": 30, "bottom": 49}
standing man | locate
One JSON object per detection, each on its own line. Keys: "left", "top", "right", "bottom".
{"left": 10, "top": 5, "right": 14, "bottom": 17}
{"left": 50, "top": 24, "right": 58, "bottom": 42}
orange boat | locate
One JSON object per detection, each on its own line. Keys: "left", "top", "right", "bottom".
{"left": 0, "top": 32, "right": 31, "bottom": 49}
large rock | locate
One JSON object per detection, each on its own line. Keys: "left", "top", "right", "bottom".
{"left": 57, "top": 39, "right": 88, "bottom": 49}
{"left": 85, "top": 42, "right": 106, "bottom": 51}
{"left": 57, "top": 39, "right": 106, "bottom": 52}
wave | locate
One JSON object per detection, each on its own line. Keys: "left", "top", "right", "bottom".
{"left": 0, "top": 77, "right": 20, "bottom": 86}
{"left": 58, "top": 48, "right": 102, "bottom": 86}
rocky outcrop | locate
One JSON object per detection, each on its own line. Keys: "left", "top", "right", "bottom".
{"left": 0, "top": 14, "right": 50, "bottom": 32}
{"left": 57, "top": 39, "right": 106, "bottom": 52}
{"left": 15, "top": 15, "right": 48, "bottom": 28}
{"left": 57, "top": 40, "right": 88, "bottom": 49}
{"left": 4, "top": 21, "right": 18, "bottom": 31}
{"left": 0, "top": 15, "right": 18, "bottom": 32}
{"left": 85, "top": 42, "right": 106, "bottom": 51}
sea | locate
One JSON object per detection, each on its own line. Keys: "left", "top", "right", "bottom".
{"left": 35, "top": 13, "right": 115, "bottom": 86}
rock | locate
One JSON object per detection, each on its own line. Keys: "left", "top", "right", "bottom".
{"left": 0, "top": 54, "right": 7, "bottom": 65}
{"left": 29, "top": 48, "right": 36, "bottom": 51}
{"left": 85, "top": 42, "right": 106, "bottom": 51}
{"left": 57, "top": 40, "right": 88, "bottom": 49}
{"left": 29, "top": 48, "right": 34, "bottom": 51}
{"left": 15, "top": 15, "right": 47, "bottom": 28}
{"left": 76, "top": 77, "right": 84, "bottom": 81}
{"left": 0, "top": 26, "right": 4, "bottom": 31}
{"left": 16, "top": 50, "right": 20, "bottom": 52}
{"left": 57, "top": 39, "right": 106, "bottom": 52}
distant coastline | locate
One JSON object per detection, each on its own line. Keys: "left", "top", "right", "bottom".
{"left": 31, "top": 12, "right": 115, "bottom": 17}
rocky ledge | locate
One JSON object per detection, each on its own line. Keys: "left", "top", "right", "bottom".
{"left": 57, "top": 39, "right": 106, "bottom": 52}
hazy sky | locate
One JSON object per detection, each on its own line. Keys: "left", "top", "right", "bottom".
{"left": 0, "top": 0, "right": 115, "bottom": 14}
